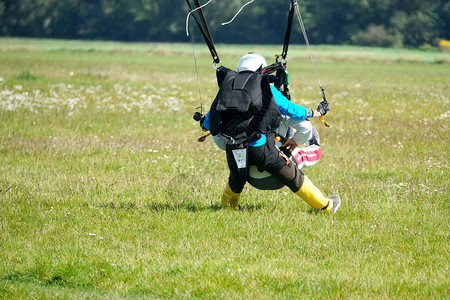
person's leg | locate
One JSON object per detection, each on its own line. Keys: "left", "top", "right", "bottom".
{"left": 278, "top": 120, "right": 323, "bottom": 169}
{"left": 221, "top": 181, "right": 241, "bottom": 209}
{"left": 272, "top": 162, "right": 336, "bottom": 212}
{"left": 277, "top": 118, "right": 313, "bottom": 146}
{"left": 294, "top": 174, "right": 340, "bottom": 213}
{"left": 263, "top": 136, "right": 340, "bottom": 213}
{"left": 291, "top": 145, "right": 322, "bottom": 169}
{"left": 221, "top": 147, "right": 248, "bottom": 209}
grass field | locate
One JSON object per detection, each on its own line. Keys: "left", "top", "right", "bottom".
{"left": 0, "top": 37, "right": 449, "bottom": 299}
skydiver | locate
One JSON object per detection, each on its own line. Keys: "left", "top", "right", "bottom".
{"left": 201, "top": 53, "right": 341, "bottom": 213}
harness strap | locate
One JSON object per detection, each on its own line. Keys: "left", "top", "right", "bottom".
{"left": 186, "top": 0, "right": 221, "bottom": 64}
{"left": 281, "top": 0, "right": 298, "bottom": 62}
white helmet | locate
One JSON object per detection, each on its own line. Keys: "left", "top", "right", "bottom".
{"left": 236, "top": 52, "right": 267, "bottom": 73}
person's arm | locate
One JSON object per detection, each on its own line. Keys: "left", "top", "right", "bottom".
{"left": 270, "top": 85, "right": 325, "bottom": 119}
{"left": 310, "top": 109, "right": 322, "bottom": 117}
{"left": 270, "top": 85, "right": 325, "bottom": 149}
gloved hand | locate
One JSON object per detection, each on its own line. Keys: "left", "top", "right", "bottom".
{"left": 317, "top": 100, "right": 330, "bottom": 116}
{"left": 193, "top": 112, "right": 203, "bottom": 122}
{"left": 193, "top": 112, "right": 207, "bottom": 130}
{"left": 282, "top": 138, "right": 298, "bottom": 152}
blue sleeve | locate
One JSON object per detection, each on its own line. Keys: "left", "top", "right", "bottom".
{"left": 202, "top": 111, "right": 211, "bottom": 131}
{"left": 270, "top": 85, "right": 307, "bottom": 120}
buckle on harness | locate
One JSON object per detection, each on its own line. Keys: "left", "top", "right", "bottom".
{"left": 213, "top": 60, "right": 223, "bottom": 71}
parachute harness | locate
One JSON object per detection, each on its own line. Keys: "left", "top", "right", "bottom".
{"left": 186, "top": 0, "right": 331, "bottom": 141}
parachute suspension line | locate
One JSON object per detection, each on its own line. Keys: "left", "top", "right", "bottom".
{"left": 221, "top": 0, "right": 255, "bottom": 26}
{"left": 294, "top": 3, "right": 322, "bottom": 92}
{"left": 294, "top": 2, "right": 330, "bottom": 127}
{"left": 281, "top": 0, "right": 297, "bottom": 63}
{"left": 185, "top": 0, "right": 220, "bottom": 142}
{"left": 185, "top": 0, "right": 214, "bottom": 37}
{"left": 185, "top": 0, "right": 221, "bottom": 65}
{"left": 186, "top": 0, "right": 255, "bottom": 29}
{"left": 189, "top": 29, "right": 204, "bottom": 114}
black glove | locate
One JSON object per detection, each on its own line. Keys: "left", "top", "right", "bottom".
{"left": 193, "top": 112, "right": 203, "bottom": 122}
{"left": 317, "top": 100, "right": 330, "bottom": 116}
{"left": 193, "top": 112, "right": 207, "bottom": 131}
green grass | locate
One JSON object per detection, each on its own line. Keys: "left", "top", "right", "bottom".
{"left": 0, "top": 37, "right": 449, "bottom": 299}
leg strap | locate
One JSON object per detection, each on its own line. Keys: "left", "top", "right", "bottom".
{"left": 294, "top": 175, "right": 331, "bottom": 211}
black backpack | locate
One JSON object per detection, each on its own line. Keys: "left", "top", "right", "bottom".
{"left": 209, "top": 67, "right": 282, "bottom": 146}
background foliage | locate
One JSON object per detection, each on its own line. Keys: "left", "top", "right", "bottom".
{"left": 0, "top": 0, "right": 449, "bottom": 47}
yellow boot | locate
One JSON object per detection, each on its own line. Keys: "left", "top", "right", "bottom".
{"left": 295, "top": 176, "right": 340, "bottom": 213}
{"left": 221, "top": 183, "right": 241, "bottom": 210}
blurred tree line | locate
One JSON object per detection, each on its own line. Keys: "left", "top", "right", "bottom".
{"left": 0, "top": 0, "right": 448, "bottom": 47}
